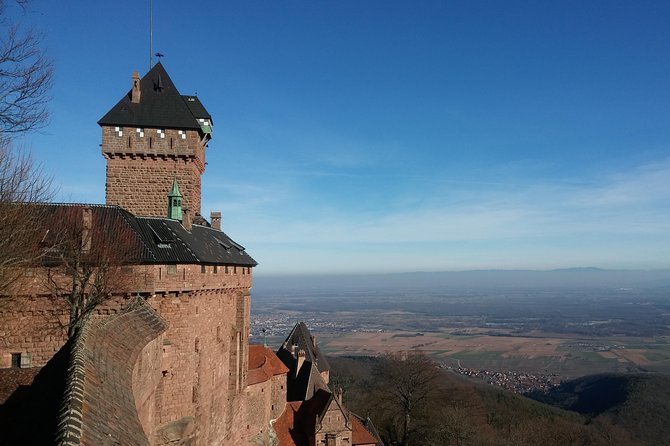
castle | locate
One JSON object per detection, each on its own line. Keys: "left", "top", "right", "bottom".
{"left": 0, "top": 63, "right": 381, "bottom": 446}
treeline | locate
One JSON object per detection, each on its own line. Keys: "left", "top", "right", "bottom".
{"left": 329, "top": 353, "right": 643, "bottom": 446}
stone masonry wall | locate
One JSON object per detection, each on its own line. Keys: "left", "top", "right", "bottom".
{"left": 133, "top": 332, "right": 165, "bottom": 440}
{"left": 102, "top": 126, "right": 206, "bottom": 217}
{"left": 0, "top": 293, "right": 69, "bottom": 368}
{"left": 244, "top": 374, "right": 288, "bottom": 445}
{"left": 0, "top": 263, "right": 253, "bottom": 445}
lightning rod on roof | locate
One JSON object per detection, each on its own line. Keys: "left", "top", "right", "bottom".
{"left": 149, "top": 0, "right": 153, "bottom": 71}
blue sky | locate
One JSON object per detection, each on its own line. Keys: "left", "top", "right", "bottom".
{"left": 10, "top": 1, "right": 670, "bottom": 274}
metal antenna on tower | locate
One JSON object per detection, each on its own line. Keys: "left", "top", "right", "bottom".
{"left": 149, "top": 0, "right": 153, "bottom": 71}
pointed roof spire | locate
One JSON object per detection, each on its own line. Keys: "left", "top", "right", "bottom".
{"left": 168, "top": 177, "right": 181, "bottom": 198}
{"left": 167, "top": 177, "right": 183, "bottom": 221}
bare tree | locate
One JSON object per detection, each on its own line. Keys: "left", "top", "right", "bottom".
{"left": 0, "top": 145, "right": 50, "bottom": 293}
{"left": 42, "top": 206, "right": 143, "bottom": 337}
{"left": 372, "top": 351, "right": 443, "bottom": 446}
{"left": 0, "top": 0, "right": 53, "bottom": 291}
{"left": 0, "top": 0, "right": 52, "bottom": 138}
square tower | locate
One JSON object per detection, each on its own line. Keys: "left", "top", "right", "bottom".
{"left": 98, "top": 62, "right": 213, "bottom": 217}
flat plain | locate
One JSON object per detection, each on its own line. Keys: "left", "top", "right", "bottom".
{"left": 251, "top": 283, "right": 670, "bottom": 379}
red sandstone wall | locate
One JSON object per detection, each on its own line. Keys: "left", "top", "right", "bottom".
{"left": 0, "top": 263, "right": 253, "bottom": 445}
{"left": 133, "top": 333, "right": 165, "bottom": 440}
{"left": 102, "top": 126, "right": 206, "bottom": 217}
{"left": 0, "top": 294, "right": 69, "bottom": 367}
{"left": 244, "top": 374, "right": 288, "bottom": 445}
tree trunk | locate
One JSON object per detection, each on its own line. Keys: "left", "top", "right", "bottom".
{"left": 404, "top": 412, "right": 410, "bottom": 446}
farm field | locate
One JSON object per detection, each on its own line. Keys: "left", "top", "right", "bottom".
{"left": 251, "top": 283, "right": 670, "bottom": 380}
{"left": 317, "top": 329, "right": 670, "bottom": 378}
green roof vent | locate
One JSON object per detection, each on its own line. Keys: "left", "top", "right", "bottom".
{"left": 167, "top": 177, "right": 183, "bottom": 221}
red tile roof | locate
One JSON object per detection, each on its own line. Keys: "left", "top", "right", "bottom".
{"left": 272, "top": 391, "right": 379, "bottom": 446}
{"left": 273, "top": 401, "right": 306, "bottom": 446}
{"left": 248, "top": 344, "right": 289, "bottom": 385}
{"left": 351, "top": 416, "right": 379, "bottom": 445}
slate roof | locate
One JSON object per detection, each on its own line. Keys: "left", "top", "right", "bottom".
{"left": 280, "top": 322, "right": 330, "bottom": 373}
{"left": 182, "top": 95, "right": 211, "bottom": 121}
{"left": 39, "top": 204, "right": 257, "bottom": 267}
{"left": 98, "top": 62, "right": 210, "bottom": 130}
{"left": 280, "top": 357, "right": 329, "bottom": 402}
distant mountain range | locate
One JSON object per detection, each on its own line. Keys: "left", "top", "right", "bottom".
{"left": 254, "top": 268, "right": 670, "bottom": 292}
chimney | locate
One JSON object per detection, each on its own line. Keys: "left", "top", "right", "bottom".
{"left": 131, "top": 71, "right": 141, "bottom": 103}
{"left": 182, "top": 208, "right": 192, "bottom": 231}
{"left": 210, "top": 211, "right": 221, "bottom": 231}
{"left": 296, "top": 349, "right": 306, "bottom": 377}
{"left": 82, "top": 207, "right": 92, "bottom": 253}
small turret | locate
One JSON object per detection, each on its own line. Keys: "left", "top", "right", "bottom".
{"left": 167, "top": 177, "right": 183, "bottom": 221}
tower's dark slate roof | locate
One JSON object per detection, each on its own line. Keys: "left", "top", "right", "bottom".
{"left": 38, "top": 204, "right": 257, "bottom": 267}
{"left": 98, "top": 62, "right": 209, "bottom": 130}
{"left": 182, "top": 95, "right": 212, "bottom": 121}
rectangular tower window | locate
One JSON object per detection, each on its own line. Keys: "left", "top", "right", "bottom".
{"left": 11, "top": 353, "right": 21, "bottom": 368}
{"left": 213, "top": 265, "right": 218, "bottom": 274}
{"left": 201, "top": 265, "right": 206, "bottom": 273}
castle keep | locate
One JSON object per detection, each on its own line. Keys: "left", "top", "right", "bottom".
{"left": 99, "top": 62, "right": 211, "bottom": 218}
{"left": 0, "top": 63, "right": 381, "bottom": 446}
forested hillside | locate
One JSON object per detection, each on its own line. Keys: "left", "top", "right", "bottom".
{"left": 528, "top": 373, "right": 670, "bottom": 446}
{"left": 329, "top": 354, "right": 654, "bottom": 446}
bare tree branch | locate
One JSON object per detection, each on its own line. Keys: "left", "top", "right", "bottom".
{"left": 41, "top": 206, "right": 143, "bottom": 337}
{"left": 0, "top": 0, "right": 52, "bottom": 138}
{"left": 0, "top": 142, "right": 51, "bottom": 293}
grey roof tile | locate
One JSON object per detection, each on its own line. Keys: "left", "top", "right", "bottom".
{"left": 98, "top": 62, "right": 210, "bottom": 130}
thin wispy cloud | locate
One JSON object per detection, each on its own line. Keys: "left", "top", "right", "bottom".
{"left": 204, "top": 157, "right": 670, "bottom": 272}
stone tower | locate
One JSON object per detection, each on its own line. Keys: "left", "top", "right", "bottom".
{"left": 98, "top": 62, "right": 213, "bottom": 218}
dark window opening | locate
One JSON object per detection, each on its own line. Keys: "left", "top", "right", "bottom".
{"left": 213, "top": 265, "right": 218, "bottom": 274}
{"left": 11, "top": 353, "right": 21, "bottom": 368}
{"left": 201, "top": 265, "right": 206, "bottom": 273}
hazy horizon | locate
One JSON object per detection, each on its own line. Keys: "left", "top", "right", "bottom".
{"left": 252, "top": 267, "right": 670, "bottom": 292}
